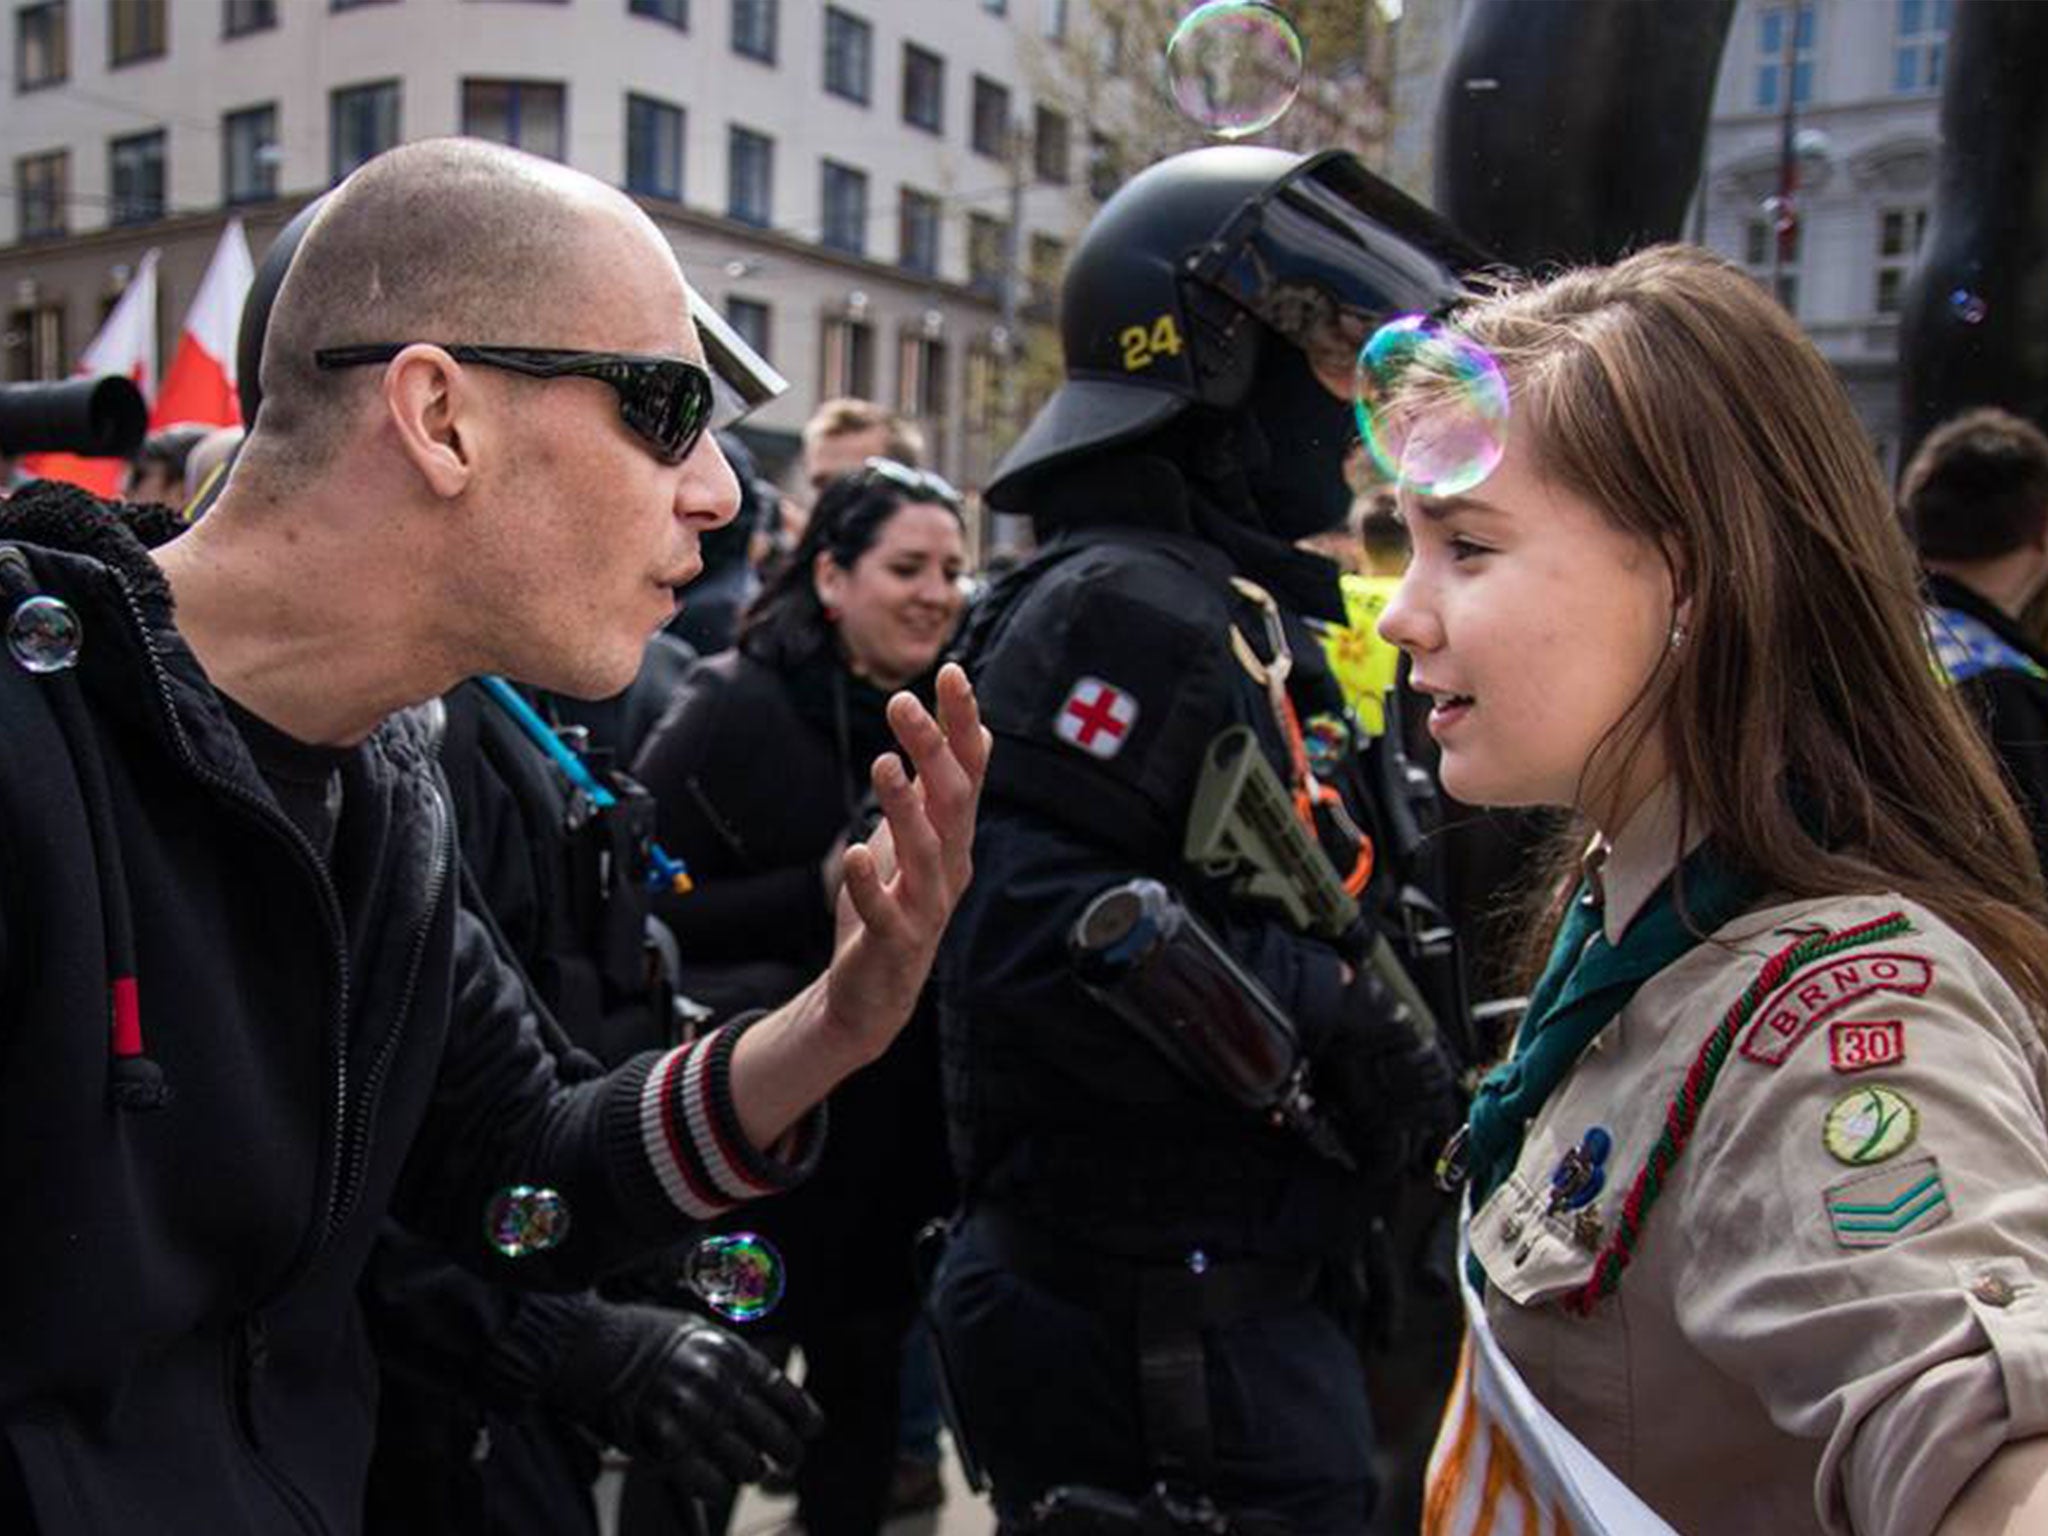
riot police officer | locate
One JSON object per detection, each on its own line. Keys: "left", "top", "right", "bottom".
{"left": 928, "top": 146, "right": 1481, "bottom": 1533}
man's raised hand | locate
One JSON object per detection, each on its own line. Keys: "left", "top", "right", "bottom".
{"left": 827, "top": 662, "right": 989, "bottom": 1060}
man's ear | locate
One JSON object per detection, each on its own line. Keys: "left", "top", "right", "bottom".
{"left": 382, "top": 345, "right": 477, "bottom": 499}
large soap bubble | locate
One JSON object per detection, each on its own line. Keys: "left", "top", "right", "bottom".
{"left": 684, "top": 1232, "right": 786, "bottom": 1323}
{"left": 1165, "top": 2, "right": 1304, "bottom": 140}
{"left": 1353, "top": 315, "right": 1510, "bottom": 498}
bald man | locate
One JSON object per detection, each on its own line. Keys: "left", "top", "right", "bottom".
{"left": 0, "top": 139, "right": 986, "bottom": 1534}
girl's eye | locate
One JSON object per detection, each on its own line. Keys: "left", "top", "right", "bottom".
{"left": 1448, "top": 536, "right": 1491, "bottom": 563}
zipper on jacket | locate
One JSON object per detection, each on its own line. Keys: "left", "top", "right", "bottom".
{"left": 224, "top": 1315, "right": 330, "bottom": 1536}
{"left": 322, "top": 782, "right": 452, "bottom": 1246}
{"left": 102, "top": 566, "right": 358, "bottom": 1279}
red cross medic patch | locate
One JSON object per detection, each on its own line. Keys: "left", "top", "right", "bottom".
{"left": 1054, "top": 676, "right": 1139, "bottom": 760}
{"left": 1738, "top": 952, "right": 1933, "bottom": 1067}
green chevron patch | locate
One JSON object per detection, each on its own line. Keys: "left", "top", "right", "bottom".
{"left": 1824, "top": 1155, "right": 1951, "bottom": 1249}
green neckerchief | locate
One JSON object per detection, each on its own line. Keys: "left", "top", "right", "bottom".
{"left": 1464, "top": 843, "right": 1759, "bottom": 1226}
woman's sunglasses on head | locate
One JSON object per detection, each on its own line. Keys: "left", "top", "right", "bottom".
{"left": 857, "top": 456, "right": 965, "bottom": 510}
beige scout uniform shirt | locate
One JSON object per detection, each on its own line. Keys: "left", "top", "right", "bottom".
{"left": 1471, "top": 796, "right": 2048, "bottom": 1536}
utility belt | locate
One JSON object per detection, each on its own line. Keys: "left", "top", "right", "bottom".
{"left": 968, "top": 1202, "right": 1322, "bottom": 1491}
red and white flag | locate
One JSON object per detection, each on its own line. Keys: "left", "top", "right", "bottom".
{"left": 19, "top": 249, "right": 160, "bottom": 496}
{"left": 153, "top": 218, "right": 253, "bottom": 429}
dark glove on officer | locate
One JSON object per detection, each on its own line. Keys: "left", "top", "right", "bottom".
{"left": 543, "top": 1302, "right": 823, "bottom": 1503}
{"left": 1313, "top": 963, "right": 1462, "bottom": 1176}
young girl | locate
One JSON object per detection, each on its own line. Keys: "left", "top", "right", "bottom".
{"left": 1379, "top": 245, "right": 2048, "bottom": 1535}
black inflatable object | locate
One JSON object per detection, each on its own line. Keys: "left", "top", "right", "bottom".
{"left": 1435, "top": 0, "right": 1737, "bottom": 270}
{"left": 1898, "top": 0, "right": 2048, "bottom": 467}
{"left": 0, "top": 376, "right": 149, "bottom": 459}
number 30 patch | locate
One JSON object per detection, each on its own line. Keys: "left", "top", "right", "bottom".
{"left": 1830, "top": 1020, "right": 1906, "bottom": 1074}
{"left": 1119, "top": 314, "right": 1184, "bottom": 372}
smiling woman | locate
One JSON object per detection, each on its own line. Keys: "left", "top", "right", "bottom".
{"left": 627, "top": 457, "right": 967, "bottom": 1536}
{"left": 1379, "top": 245, "right": 2048, "bottom": 1536}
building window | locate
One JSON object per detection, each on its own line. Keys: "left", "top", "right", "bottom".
{"left": 1042, "top": 0, "right": 1065, "bottom": 42}
{"left": 730, "top": 0, "right": 773, "bottom": 61}
{"left": 820, "top": 313, "right": 874, "bottom": 398}
{"left": 224, "top": 0, "right": 274, "bottom": 33}
{"left": 1087, "top": 130, "right": 1121, "bottom": 202}
{"left": 108, "top": 0, "right": 163, "bottom": 66}
{"left": 223, "top": 103, "right": 279, "bottom": 204}
{"left": 1756, "top": 4, "right": 1815, "bottom": 111}
{"left": 979, "top": 0, "right": 1004, "bottom": 13}
{"left": 896, "top": 327, "right": 946, "bottom": 448}
{"left": 725, "top": 296, "right": 770, "bottom": 360}
{"left": 898, "top": 187, "right": 940, "bottom": 275}
{"left": 14, "top": 149, "right": 67, "bottom": 240}
{"left": 331, "top": 0, "right": 398, "bottom": 9}
{"left": 1743, "top": 216, "right": 1800, "bottom": 315}
{"left": 823, "top": 7, "right": 870, "bottom": 105}
{"left": 17, "top": 1, "right": 68, "bottom": 87}
{"left": 902, "top": 42, "right": 943, "bottom": 132}
{"left": 821, "top": 159, "right": 867, "bottom": 256}
{"left": 971, "top": 75, "right": 1011, "bottom": 159}
{"left": 629, "top": 0, "right": 685, "bottom": 28}
{"left": 967, "top": 211, "right": 1007, "bottom": 300}
{"left": 1027, "top": 232, "right": 1065, "bottom": 315}
{"left": 462, "top": 79, "right": 566, "bottom": 161}
{"left": 1097, "top": 13, "right": 1124, "bottom": 75}
{"left": 331, "top": 79, "right": 401, "bottom": 181}
{"left": 625, "top": 93, "right": 684, "bottom": 200}
{"left": 1875, "top": 205, "right": 1928, "bottom": 314}
{"left": 1033, "top": 105, "right": 1070, "bottom": 184}
{"left": 728, "top": 125, "right": 773, "bottom": 225}
{"left": 965, "top": 336, "right": 998, "bottom": 433}
{"left": 4, "top": 300, "right": 65, "bottom": 380}
{"left": 109, "top": 129, "right": 166, "bottom": 224}
{"left": 1893, "top": 0, "right": 1949, "bottom": 93}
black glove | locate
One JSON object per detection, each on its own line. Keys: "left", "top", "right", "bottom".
{"left": 1313, "top": 963, "right": 1462, "bottom": 1176}
{"left": 543, "top": 1302, "right": 823, "bottom": 1503}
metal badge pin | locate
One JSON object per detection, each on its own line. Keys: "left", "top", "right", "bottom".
{"left": 1547, "top": 1126, "right": 1613, "bottom": 1216}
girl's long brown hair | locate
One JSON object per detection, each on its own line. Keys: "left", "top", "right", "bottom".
{"left": 1428, "top": 245, "right": 2048, "bottom": 1022}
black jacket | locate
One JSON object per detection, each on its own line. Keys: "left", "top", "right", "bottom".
{"left": 1928, "top": 572, "right": 2048, "bottom": 873}
{"left": 633, "top": 646, "right": 953, "bottom": 1326}
{"left": 0, "top": 484, "right": 819, "bottom": 1535}
{"left": 939, "top": 510, "right": 1374, "bottom": 1262}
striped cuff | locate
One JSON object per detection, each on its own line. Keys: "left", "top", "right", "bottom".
{"left": 637, "top": 1019, "right": 825, "bottom": 1220}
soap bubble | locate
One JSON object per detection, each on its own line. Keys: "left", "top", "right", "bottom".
{"left": 684, "top": 1232, "right": 785, "bottom": 1323}
{"left": 1165, "top": 1, "right": 1304, "bottom": 140}
{"left": 484, "top": 1185, "right": 571, "bottom": 1258}
{"left": 1353, "top": 316, "right": 1510, "bottom": 498}
{"left": 7, "top": 594, "right": 82, "bottom": 673}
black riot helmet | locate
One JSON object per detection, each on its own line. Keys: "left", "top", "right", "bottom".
{"left": 237, "top": 196, "right": 324, "bottom": 429}
{"left": 988, "top": 146, "right": 1487, "bottom": 512}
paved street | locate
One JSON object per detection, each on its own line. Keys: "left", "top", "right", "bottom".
{"left": 731, "top": 1439, "right": 996, "bottom": 1536}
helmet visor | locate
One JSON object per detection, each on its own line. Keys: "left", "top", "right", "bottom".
{"left": 1190, "top": 152, "right": 1487, "bottom": 393}
{"left": 687, "top": 284, "right": 789, "bottom": 431}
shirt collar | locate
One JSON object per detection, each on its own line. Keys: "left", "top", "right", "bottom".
{"left": 1595, "top": 780, "right": 1704, "bottom": 946}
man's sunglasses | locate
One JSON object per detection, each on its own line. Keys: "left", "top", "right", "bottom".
{"left": 857, "top": 456, "right": 965, "bottom": 510}
{"left": 313, "top": 344, "right": 715, "bottom": 466}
